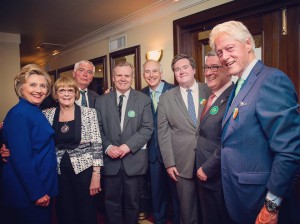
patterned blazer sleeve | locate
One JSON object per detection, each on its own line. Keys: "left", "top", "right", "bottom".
{"left": 82, "top": 107, "right": 103, "bottom": 167}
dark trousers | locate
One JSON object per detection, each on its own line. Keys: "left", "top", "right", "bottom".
{"left": 197, "top": 182, "right": 232, "bottom": 224}
{"left": 57, "top": 153, "right": 97, "bottom": 224}
{"left": 103, "top": 166, "right": 142, "bottom": 224}
{"left": 150, "top": 159, "right": 180, "bottom": 224}
{"left": 2, "top": 202, "right": 52, "bottom": 224}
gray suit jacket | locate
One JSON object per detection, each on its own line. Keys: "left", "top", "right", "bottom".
{"left": 157, "top": 82, "right": 211, "bottom": 178}
{"left": 95, "top": 88, "right": 153, "bottom": 176}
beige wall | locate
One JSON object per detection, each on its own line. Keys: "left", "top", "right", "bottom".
{"left": 0, "top": 33, "right": 21, "bottom": 121}
{"left": 46, "top": 0, "right": 231, "bottom": 88}
{"left": 0, "top": 1, "right": 232, "bottom": 120}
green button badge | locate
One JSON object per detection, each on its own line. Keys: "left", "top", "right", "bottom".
{"left": 210, "top": 106, "right": 218, "bottom": 115}
{"left": 128, "top": 110, "right": 136, "bottom": 118}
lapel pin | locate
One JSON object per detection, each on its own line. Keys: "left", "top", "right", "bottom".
{"left": 200, "top": 99, "right": 206, "bottom": 105}
{"left": 128, "top": 110, "right": 136, "bottom": 118}
{"left": 233, "top": 108, "right": 239, "bottom": 120}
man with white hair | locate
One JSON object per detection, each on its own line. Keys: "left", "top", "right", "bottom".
{"left": 210, "top": 20, "right": 300, "bottom": 224}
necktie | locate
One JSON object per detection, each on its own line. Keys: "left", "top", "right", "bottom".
{"left": 201, "top": 93, "right": 216, "bottom": 119}
{"left": 151, "top": 91, "right": 158, "bottom": 112}
{"left": 80, "top": 90, "right": 87, "bottom": 107}
{"left": 118, "top": 95, "right": 124, "bottom": 120}
{"left": 187, "top": 89, "right": 197, "bottom": 126}
{"left": 234, "top": 78, "right": 245, "bottom": 98}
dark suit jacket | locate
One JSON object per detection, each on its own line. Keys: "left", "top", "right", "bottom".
{"left": 95, "top": 88, "right": 153, "bottom": 176}
{"left": 141, "top": 81, "right": 176, "bottom": 163}
{"left": 221, "top": 60, "right": 300, "bottom": 223}
{"left": 87, "top": 89, "right": 98, "bottom": 108}
{"left": 196, "top": 83, "right": 234, "bottom": 191}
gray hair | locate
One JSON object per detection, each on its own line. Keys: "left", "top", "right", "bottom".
{"left": 142, "top": 60, "right": 163, "bottom": 73}
{"left": 74, "top": 60, "right": 95, "bottom": 73}
{"left": 209, "top": 21, "right": 255, "bottom": 52}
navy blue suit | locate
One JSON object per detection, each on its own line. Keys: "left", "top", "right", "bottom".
{"left": 141, "top": 81, "right": 180, "bottom": 224}
{"left": 222, "top": 60, "right": 300, "bottom": 224}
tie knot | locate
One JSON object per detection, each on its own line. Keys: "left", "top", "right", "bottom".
{"left": 80, "top": 90, "right": 86, "bottom": 94}
{"left": 119, "top": 95, "right": 125, "bottom": 100}
{"left": 209, "top": 93, "right": 216, "bottom": 100}
{"left": 186, "top": 89, "right": 192, "bottom": 93}
{"left": 237, "top": 78, "right": 245, "bottom": 85}
{"left": 151, "top": 91, "right": 156, "bottom": 97}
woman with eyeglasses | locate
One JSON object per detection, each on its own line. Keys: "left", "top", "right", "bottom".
{"left": 43, "top": 76, "right": 103, "bottom": 224}
{"left": 1, "top": 64, "right": 59, "bottom": 224}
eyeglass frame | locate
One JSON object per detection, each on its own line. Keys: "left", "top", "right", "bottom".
{"left": 202, "top": 65, "right": 223, "bottom": 72}
{"left": 57, "top": 88, "right": 75, "bottom": 94}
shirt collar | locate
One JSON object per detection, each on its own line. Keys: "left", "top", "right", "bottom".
{"left": 179, "top": 79, "right": 197, "bottom": 93}
{"left": 116, "top": 89, "right": 130, "bottom": 98}
{"left": 149, "top": 81, "right": 164, "bottom": 94}
{"left": 240, "top": 58, "right": 258, "bottom": 81}
{"left": 213, "top": 81, "right": 232, "bottom": 98}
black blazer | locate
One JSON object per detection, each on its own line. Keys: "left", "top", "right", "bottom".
{"left": 196, "top": 83, "right": 234, "bottom": 191}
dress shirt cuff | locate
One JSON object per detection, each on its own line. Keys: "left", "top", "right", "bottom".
{"left": 105, "top": 145, "right": 112, "bottom": 154}
{"left": 266, "top": 191, "right": 283, "bottom": 206}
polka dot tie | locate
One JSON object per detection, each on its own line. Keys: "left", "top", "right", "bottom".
{"left": 80, "top": 90, "right": 87, "bottom": 107}
{"left": 187, "top": 89, "right": 197, "bottom": 126}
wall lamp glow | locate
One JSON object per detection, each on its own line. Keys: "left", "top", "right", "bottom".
{"left": 146, "top": 50, "right": 163, "bottom": 61}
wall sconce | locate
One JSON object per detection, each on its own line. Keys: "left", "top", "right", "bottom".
{"left": 146, "top": 50, "right": 163, "bottom": 61}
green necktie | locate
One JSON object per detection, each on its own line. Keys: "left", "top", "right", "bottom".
{"left": 234, "top": 78, "right": 245, "bottom": 98}
{"left": 151, "top": 91, "right": 158, "bottom": 111}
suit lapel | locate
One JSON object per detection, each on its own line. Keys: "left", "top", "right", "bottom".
{"left": 87, "top": 90, "right": 95, "bottom": 108}
{"left": 197, "top": 83, "right": 209, "bottom": 128}
{"left": 173, "top": 87, "right": 195, "bottom": 127}
{"left": 123, "top": 89, "right": 136, "bottom": 130}
{"left": 109, "top": 91, "right": 121, "bottom": 130}
{"left": 200, "top": 83, "right": 234, "bottom": 129}
{"left": 222, "top": 61, "right": 263, "bottom": 128}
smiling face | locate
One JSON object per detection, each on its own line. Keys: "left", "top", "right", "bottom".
{"left": 143, "top": 61, "right": 162, "bottom": 90}
{"left": 57, "top": 86, "right": 76, "bottom": 107}
{"left": 73, "top": 62, "right": 94, "bottom": 89}
{"left": 214, "top": 32, "right": 254, "bottom": 77}
{"left": 113, "top": 65, "right": 133, "bottom": 94}
{"left": 21, "top": 74, "right": 48, "bottom": 106}
{"left": 204, "top": 55, "right": 231, "bottom": 92}
{"left": 173, "top": 58, "right": 196, "bottom": 88}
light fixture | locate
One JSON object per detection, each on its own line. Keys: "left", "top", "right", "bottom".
{"left": 52, "top": 50, "right": 60, "bottom": 56}
{"left": 146, "top": 50, "right": 163, "bottom": 61}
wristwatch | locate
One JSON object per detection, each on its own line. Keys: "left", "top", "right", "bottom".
{"left": 265, "top": 199, "right": 280, "bottom": 213}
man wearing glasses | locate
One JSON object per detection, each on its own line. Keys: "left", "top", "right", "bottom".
{"left": 195, "top": 51, "right": 233, "bottom": 224}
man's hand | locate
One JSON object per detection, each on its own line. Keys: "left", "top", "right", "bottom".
{"left": 35, "top": 194, "right": 50, "bottom": 207}
{"left": 0, "top": 144, "right": 10, "bottom": 162}
{"left": 107, "top": 146, "right": 121, "bottom": 159}
{"left": 255, "top": 205, "right": 278, "bottom": 224}
{"left": 197, "top": 167, "right": 208, "bottom": 181}
{"left": 167, "top": 166, "right": 179, "bottom": 182}
{"left": 119, "top": 144, "right": 130, "bottom": 158}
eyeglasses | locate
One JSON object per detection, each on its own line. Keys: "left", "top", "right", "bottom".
{"left": 57, "top": 88, "right": 75, "bottom": 94}
{"left": 202, "top": 65, "right": 223, "bottom": 72}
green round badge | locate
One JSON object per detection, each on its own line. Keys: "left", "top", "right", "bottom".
{"left": 128, "top": 110, "right": 136, "bottom": 118}
{"left": 210, "top": 106, "right": 219, "bottom": 115}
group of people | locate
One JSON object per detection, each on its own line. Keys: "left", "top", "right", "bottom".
{"left": 1, "top": 20, "right": 300, "bottom": 224}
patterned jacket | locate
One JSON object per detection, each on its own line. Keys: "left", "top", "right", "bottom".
{"left": 43, "top": 105, "right": 103, "bottom": 174}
